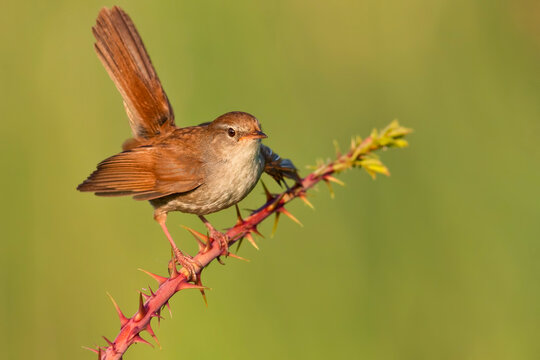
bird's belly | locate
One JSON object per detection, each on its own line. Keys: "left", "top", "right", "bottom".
{"left": 153, "top": 151, "right": 264, "bottom": 215}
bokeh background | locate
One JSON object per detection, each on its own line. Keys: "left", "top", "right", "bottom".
{"left": 1, "top": 0, "right": 539, "bottom": 359}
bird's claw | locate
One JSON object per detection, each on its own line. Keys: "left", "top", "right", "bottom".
{"left": 170, "top": 248, "right": 202, "bottom": 282}
{"left": 199, "top": 215, "right": 230, "bottom": 257}
{"left": 209, "top": 229, "right": 230, "bottom": 257}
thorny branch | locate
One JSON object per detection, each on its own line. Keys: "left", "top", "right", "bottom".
{"left": 87, "top": 120, "right": 412, "bottom": 360}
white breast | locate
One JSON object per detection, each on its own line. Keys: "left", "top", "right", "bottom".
{"left": 205, "top": 141, "right": 265, "bottom": 210}
{"left": 164, "top": 140, "right": 265, "bottom": 215}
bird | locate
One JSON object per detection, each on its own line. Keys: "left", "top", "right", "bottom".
{"left": 77, "top": 6, "right": 300, "bottom": 279}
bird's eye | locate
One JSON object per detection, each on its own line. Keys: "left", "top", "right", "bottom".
{"left": 227, "top": 128, "right": 236, "bottom": 137}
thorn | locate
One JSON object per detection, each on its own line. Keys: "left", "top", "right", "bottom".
{"left": 234, "top": 204, "right": 244, "bottom": 226}
{"left": 82, "top": 346, "right": 99, "bottom": 354}
{"left": 216, "top": 256, "right": 226, "bottom": 265}
{"left": 140, "top": 291, "right": 151, "bottom": 301}
{"left": 196, "top": 276, "right": 208, "bottom": 307}
{"left": 102, "top": 336, "right": 113, "bottom": 347}
{"left": 279, "top": 207, "right": 303, "bottom": 227}
{"left": 169, "top": 253, "right": 179, "bottom": 279}
{"left": 164, "top": 301, "right": 173, "bottom": 318}
{"left": 298, "top": 193, "right": 314, "bottom": 209}
{"left": 132, "top": 334, "right": 153, "bottom": 348}
{"left": 176, "top": 280, "right": 209, "bottom": 292}
{"left": 134, "top": 292, "right": 147, "bottom": 321}
{"left": 144, "top": 322, "right": 161, "bottom": 349}
{"left": 148, "top": 286, "right": 156, "bottom": 297}
{"left": 324, "top": 175, "right": 345, "bottom": 186}
{"left": 261, "top": 180, "right": 274, "bottom": 202}
{"left": 152, "top": 309, "right": 165, "bottom": 324}
{"left": 323, "top": 179, "right": 335, "bottom": 199}
{"left": 250, "top": 226, "right": 264, "bottom": 238}
{"left": 138, "top": 268, "right": 168, "bottom": 285}
{"left": 271, "top": 212, "right": 280, "bottom": 238}
{"left": 245, "top": 232, "right": 259, "bottom": 250}
{"left": 236, "top": 237, "right": 244, "bottom": 252}
{"left": 267, "top": 193, "right": 285, "bottom": 211}
{"left": 106, "top": 292, "right": 128, "bottom": 327}
{"left": 181, "top": 225, "right": 208, "bottom": 251}
{"left": 227, "top": 252, "right": 250, "bottom": 262}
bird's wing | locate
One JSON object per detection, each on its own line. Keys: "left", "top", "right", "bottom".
{"left": 261, "top": 145, "right": 301, "bottom": 186}
{"left": 77, "top": 144, "right": 204, "bottom": 201}
{"left": 93, "top": 6, "right": 176, "bottom": 140}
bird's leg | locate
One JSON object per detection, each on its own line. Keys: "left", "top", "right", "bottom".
{"left": 199, "top": 215, "right": 229, "bottom": 256}
{"left": 155, "top": 214, "right": 200, "bottom": 282}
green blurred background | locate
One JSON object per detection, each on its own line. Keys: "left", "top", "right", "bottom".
{"left": 1, "top": 0, "right": 539, "bottom": 359}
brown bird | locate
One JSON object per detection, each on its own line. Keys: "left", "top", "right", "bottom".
{"left": 77, "top": 6, "right": 299, "bottom": 279}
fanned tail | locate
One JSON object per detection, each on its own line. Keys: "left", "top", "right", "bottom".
{"left": 93, "top": 6, "right": 176, "bottom": 139}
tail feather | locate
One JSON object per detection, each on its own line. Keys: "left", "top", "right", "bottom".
{"left": 93, "top": 6, "right": 176, "bottom": 139}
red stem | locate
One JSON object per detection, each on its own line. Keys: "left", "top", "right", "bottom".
{"left": 96, "top": 136, "right": 377, "bottom": 359}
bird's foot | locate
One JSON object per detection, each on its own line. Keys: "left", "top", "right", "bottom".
{"left": 169, "top": 248, "right": 202, "bottom": 282}
{"left": 199, "top": 215, "right": 230, "bottom": 257}
{"left": 210, "top": 229, "right": 230, "bottom": 257}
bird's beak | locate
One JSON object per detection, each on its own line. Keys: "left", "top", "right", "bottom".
{"left": 240, "top": 130, "right": 267, "bottom": 141}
